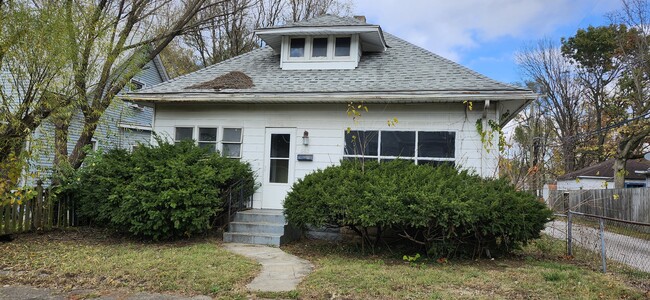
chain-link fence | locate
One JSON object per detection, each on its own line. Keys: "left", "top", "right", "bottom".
{"left": 544, "top": 189, "right": 650, "bottom": 274}
{"left": 545, "top": 211, "right": 650, "bottom": 273}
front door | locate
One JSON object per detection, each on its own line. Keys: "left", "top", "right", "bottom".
{"left": 262, "top": 128, "right": 295, "bottom": 209}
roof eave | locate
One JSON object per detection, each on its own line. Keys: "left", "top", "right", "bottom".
{"left": 123, "top": 91, "right": 537, "bottom": 104}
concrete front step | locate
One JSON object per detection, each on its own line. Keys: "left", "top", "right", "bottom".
{"left": 229, "top": 222, "right": 286, "bottom": 235}
{"left": 224, "top": 209, "right": 301, "bottom": 246}
{"left": 223, "top": 232, "right": 282, "bottom": 246}
{"left": 233, "top": 209, "right": 286, "bottom": 224}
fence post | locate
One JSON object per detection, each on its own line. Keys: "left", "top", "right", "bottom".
{"left": 599, "top": 218, "right": 607, "bottom": 273}
{"left": 567, "top": 210, "right": 573, "bottom": 256}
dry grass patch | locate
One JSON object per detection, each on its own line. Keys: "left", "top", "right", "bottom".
{"left": 283, "top": 236, "right": 649, "bottom": 299}
{"left": 0, "top": 228, "right": 260, "bottom": 298}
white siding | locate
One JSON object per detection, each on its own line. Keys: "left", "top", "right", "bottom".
{"left": 557, "top": 178, "right": 614, "bottom": 190}
{"left": 154, "top": 102, "right": 500, "bottom": 208}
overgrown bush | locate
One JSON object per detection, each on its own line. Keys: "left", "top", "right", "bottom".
{"left": 284, "top": 160, "right": 552, "bottom": 258}
{"left": 64, "top": 138, "right": 255, "bottom": 240}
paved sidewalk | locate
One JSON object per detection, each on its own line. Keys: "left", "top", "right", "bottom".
{"left": 544, "top": 220, "right": 650, "bottom": 273}
{"left": 0, "top": 285, "right": 212, "bottom": 300}
{"left": 224, "top": 243, "right": 313, "bottom": 292}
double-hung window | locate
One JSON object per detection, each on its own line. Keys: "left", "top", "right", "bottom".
{"left": 222, "top": 128, "right": 243, "bottom": 158}
{"left": 175, "top": 127, "right": 194, "bottom": 144}
{"left": 344, "top": 130, "right": 455, "bottom": 166}
{"left": 198, "top": 127, "right": 218, "bottom": 152}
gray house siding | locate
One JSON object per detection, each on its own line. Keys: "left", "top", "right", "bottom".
{"left": 25, "top": 59, "right": 166, "bottom": 183}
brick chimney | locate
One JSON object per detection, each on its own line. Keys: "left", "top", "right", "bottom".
{"left": 353, "top": 15, "right": 366, "bottom": 24}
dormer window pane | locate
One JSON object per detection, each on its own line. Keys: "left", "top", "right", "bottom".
{"left": 335, "top": 37, "right": 351, "bottom": 56}
{"left": 290, "top": 38, "right": 305, "bottom": 57}
{"left": 312, "top": 38, "right": 328, "bottom": 57}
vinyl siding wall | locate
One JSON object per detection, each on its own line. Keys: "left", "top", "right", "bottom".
{"left": 26, "top": 60, "right": 164, "bottom": 183}
{"left": 153, "top": 102, "right": 500, "bottom": 209}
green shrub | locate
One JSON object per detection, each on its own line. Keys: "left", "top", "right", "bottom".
{"left": 66, "top": 138, "right": 254, "bottom": 240}
{"left": 284, "top": 160, "right": 552, "bottom": 258}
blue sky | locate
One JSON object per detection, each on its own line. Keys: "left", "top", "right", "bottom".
{"left": 353, "top": 0, "right": 622, "bottom": 85}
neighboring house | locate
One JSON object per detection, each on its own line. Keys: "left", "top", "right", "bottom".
{"left": 26, "top": 56, "right": 169, "bottom": 181}
{"left": 126, "top": 15, "right": 535, "bottom": 211}
{"left": 555, "top": 159, "right": 650, "bottom": 190}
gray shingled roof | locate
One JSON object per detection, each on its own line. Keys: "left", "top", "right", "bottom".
{"left": 558, "top": 159, "right": 650, "bottom": 181}
{"left": 132, "top": 16, "right": 528, "bottom": 97}
{"left": 268, "top": 14, "right": 370, "bottom": 28}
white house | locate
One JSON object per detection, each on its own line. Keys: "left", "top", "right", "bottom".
{"left": 126, "top": 15, "right": 535, "bottom": 244}
{"left": 555, "top": 159, "right": 650, "bottom": 190}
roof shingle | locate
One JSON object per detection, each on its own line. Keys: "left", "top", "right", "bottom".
{"left": 133, "top": 15, "right": 528, "bottom": 97}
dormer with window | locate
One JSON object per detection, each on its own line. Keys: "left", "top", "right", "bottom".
{"left": 255, "top": 15, "right": 387, "bottom": 70}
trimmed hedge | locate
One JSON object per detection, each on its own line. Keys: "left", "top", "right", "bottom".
{"left": 65, "top": 139, "right": 254, "bottom": 240}
{"left": 284, "top": 160, "right": 552, "bottom": 258}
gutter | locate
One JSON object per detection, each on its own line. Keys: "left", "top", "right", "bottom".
{"left": 122, "top": 91, "right": 537, "bottom": 104}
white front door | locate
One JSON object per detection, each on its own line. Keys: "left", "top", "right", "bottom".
{"left": 262, "top": 128, "right": 296, "bottom": 209}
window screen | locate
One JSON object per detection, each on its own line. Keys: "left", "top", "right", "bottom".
{"left": 175, "top": 127, "right": 193, "bottom": 142}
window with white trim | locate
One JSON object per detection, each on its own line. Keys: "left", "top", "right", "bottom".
{"left": 344, "top": 130, "right": 455, "bottom": 166}
{"left": 290, "top": 38, "right": 306, "bottom": 57}
{"left": 175, "top": 127, "right": 193, "bottom": 144}
{"left": 222, "top": 128, "right": 243, "bottom": 158}
{"left": 198, "top": 127, "right": 218, "bottom": 152}
{"left": 287, "top": 36, "right": 353, "bottom": 61}
{"left": 335, "top": 37, "right": 351, "bottom": 57}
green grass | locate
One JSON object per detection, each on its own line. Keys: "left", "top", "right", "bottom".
{"left": 281, "top": 236, "right": 650, "bottom": 299}
{"left": 0, "top": 228, "right": 259, "bottom": 298}
{"left": 2, "top": 229, "right": 648, "bottom": 299}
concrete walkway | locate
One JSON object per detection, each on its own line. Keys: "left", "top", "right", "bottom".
{"left": 224, "top": 243, "right": 313, "bottom": 292}
{"left": 545, "top": 220, "right": 650, "bottom": 273}
{"left": 0, "top": 285, "right": 211, "bottom": 300}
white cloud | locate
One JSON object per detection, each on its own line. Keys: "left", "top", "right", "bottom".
{"left": 353, "top": 0, "right": 621, "bottom": 61}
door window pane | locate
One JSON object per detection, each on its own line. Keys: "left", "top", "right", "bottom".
{"left": 312, "top": 38, "right": 328, "bottom": 57}
{"left": 270, "top": 134, "right": 290, "bottom": 158}
{"left": 270, "top": 159, "right": 289, "bottom": 183}
{"left": 380, "top": 131, "right": 415, "bottom": 157}
{"left": 290, "top": 38, "right": 305, "bottom": 57}
{"left": 335, "top": 37, "right": 351, "bottom": 56}
{"left": 418, "top": 132, "right": 455, "bottom": 158}
{"left": 175, "top": 127, "right": 193, "bottom": 141}
{"left": 344, "top": 130, "right": 378, "bottom": 156}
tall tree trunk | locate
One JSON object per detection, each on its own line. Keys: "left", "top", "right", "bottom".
{"left": 68, "top": 115, "right": 100, "bottom": 169}
{"left": 613, "top": 156, "right": 626, "bottom": 189}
